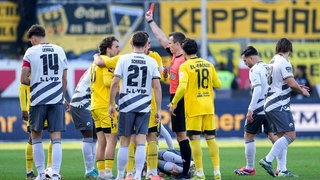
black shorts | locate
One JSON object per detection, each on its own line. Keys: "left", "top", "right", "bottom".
{"left": 170, "top": 94, "right": 186, "bottom": 133}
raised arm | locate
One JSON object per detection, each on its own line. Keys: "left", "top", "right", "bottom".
{"left": 145, "top": 11, "right": 169, "bottom": 49}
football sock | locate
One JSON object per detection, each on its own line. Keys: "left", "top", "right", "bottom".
{"left": 277, "top": 148, "right": 287, "bottom": 172}
{"left": 126, "top": 142, "right": 136, "bottom": 173}
{"left": 32, "top": 138, "right": 45, "bottom": 175}
{"left": 96, "top": 160, "right": 105, "bottom": 176}
{"left": 160, "top": 124, "right": 174, "bottom": 150}
{"left": 245, "top": 139, "right": 255, "bottom": 169}
{"left": 92, "top": 138, "right": 97, "bottom": 163}
{"left": 266, "top": 135, "right": 292, "bottom": 162}
{"left": 26, "top": 142, "right": 33, "bottom": 172}
{"left": 134, "top": 144, "right": 146, "bottom": 179}
{"left": 162, "top": 150, "right": 183, "bottom": 163}
{"left": 206, "top": 138, "right": 220, "bottom": 171}
{"left": 190, "top": 139, "right": 203, "bottom": 173}
{"left": 179, "top": 139, "right": 191, "bottom": 176}
{"left": 147, "top": 141, "right": 158, "bottom": 175}
{"left": 105, "top": 159, "right": 114, "bottom": 176}
{"left": 51, "top": 139, "right": 62, "bottom": 176}
{"left": 83, "top": 138, "right": 95, "bottom": 173}
{"left": 117, "top": 146, "right": 128, "bottom": 180}
{"left": 47, "top": 140, "right": 53, "bottom": 168}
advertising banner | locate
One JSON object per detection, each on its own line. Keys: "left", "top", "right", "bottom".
{"left": 160, "top": 1, "right": 320, "bottom": 39}
{"left": 1, "top": 97, "right": 319, "bottom": 141}
{"left": 37, "top": 3, "right": 144, "bottom": 57}
{"left": 208, "top": 42, "right": 241, "bottom": 75}
{"left": 0, "top": 1, "right": 20, "bottom": 58}
{"left": 0, "top": 2, "right": 145, "bottom": 59}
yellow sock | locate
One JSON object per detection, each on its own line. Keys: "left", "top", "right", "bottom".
{"left": 126, "top": 142, "right": 136, "bottom": 173}
{"left": 190, "top": 139, "right": 203, "bottom": 173}
{"left": 26, "top": 143, "right": 33, "bottom": 172}
{"left": 147, "top": 141, "right": 158, "bottom": 171}
{"left": 206, "top": 138, "right": 220, "bottom": 171}
{"left": 105, "top": 159, "right": 114, "bottom": 172}
{"left": 97, "top": 160, "right": 105, "bottom": 174}
{"left": 47, "top": 141, "right": 52, "bottom": 168}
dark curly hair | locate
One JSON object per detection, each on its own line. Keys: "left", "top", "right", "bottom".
{"left": 99, "top": 36, "right": 118, "bottom": 55}
{"left": 27, "top": 24, "right": 46, "bottom": 39}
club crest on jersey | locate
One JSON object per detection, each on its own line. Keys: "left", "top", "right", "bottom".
{"left": 171, "top": 74, "right": 176, "bottom": 80}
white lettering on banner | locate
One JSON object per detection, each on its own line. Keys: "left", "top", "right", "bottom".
{"left": 291, "top": 104, "right": 320, "bottom": 132}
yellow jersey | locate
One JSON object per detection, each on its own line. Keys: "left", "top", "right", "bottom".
{"left": 90, "top": 55, "right": 114, "bottom": 110}
{"left": 174, "top": 57, "right": 221, "bottom": 117}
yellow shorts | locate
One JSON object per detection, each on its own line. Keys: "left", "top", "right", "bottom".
{"left": 186, "top": 114, "right": 215, "bottom": 132}
{"left": 91, "top": 108, "right": 118, "bottom": 134}
{"left": 148, "top": 106, "right": 157, "bottom": 129}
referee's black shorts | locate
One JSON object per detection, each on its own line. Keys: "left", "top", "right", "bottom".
{"left": 170, "top": 94, "right": 186, "bottom": 133}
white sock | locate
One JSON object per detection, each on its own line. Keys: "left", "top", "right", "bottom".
{"left": 52, "top": 139, "right": 62, "bottom": 176}
{"left": 117, "top": 146, "right": 128, "bottom": 179}
{"left": 245, "top": 139, "right": 255, "bottom": 169}
{"left": 83, "top": 138, "right": 94, "bottom": 173}
{"left": 163, "top": 151, "right": 183, "bottom": 164}
{"left": 266, "top": 136, "right": 292, "bottom": 162}
{"left": 134, "top": 144, "right": 146, "bottom": 180}
{"left": 92, "top": 139, "right": 97, "bottom": 163}
{"left": 160, "top": 124, "right": 174, "bottom": 150}
{"left": 277, "top": 148, "right": 287, "bottom": 172}
{"left": 32, "top": 138, "right": 45, "bottom": 176}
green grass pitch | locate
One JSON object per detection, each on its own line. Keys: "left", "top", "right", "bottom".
{"left": 0, "top": 139, "right": 319, "bottom": 180}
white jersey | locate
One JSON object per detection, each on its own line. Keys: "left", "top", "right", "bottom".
{"left": 70, "top": 68, "right": 91, "bottom": 110}
{"left": 264, "top": 54, "right": 293, "bottom": 112}
{"left": 248, "top": 61, "right": 268, "bottom": 115}
{"left": 23, "top": 43, "right": 68, "bottom": 106}
{"left": 114, "top": 52, "right": 161, "bottom": 113}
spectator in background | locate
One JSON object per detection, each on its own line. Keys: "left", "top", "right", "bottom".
{"left": 291, "top": 65, "right": 311, "bottom": 99}
{"left": 216, "top": 62, "right": 238, "bottom": 90}
{"left": 17, "top": 0, "right": 38, "bottom": 59}
{"left": 215, "top": 62, "right": 238, "bottom": 98}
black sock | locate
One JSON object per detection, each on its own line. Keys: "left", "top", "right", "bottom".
{"left": 179, "top": 139, "right": 191, "bottom": 176}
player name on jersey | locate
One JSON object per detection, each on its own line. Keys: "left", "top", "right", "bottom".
{"left": 190, "top": 63, "right": 210, "bottom": 69}
{"left": 131, "top": 56, "right": 146, "bottom": 64}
